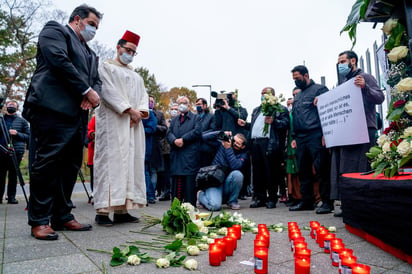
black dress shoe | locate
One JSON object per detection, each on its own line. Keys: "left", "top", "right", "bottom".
{"left": 159, "top": 195, "right": 170, "bottom": 201}
{"left": 7, "top": 199, "right": 18, "bottom": 204}
{"left": 52, "top": 219, "right": 92, "bottom": 231}
{"left": 113, "top": 213, "right": 140, "bottom": 223}
{"left": 289, "top": 202, "right": 314, "bottom": 211}
{"left": 250, "top": 200, "right": 266, "bottom": 208}
{"left": 266, "top": 201, "right": 276, "bottom": 209}
{"left": 316, "top": 203, "right": 334, "bottom": 214}
{"left": 285, "top": 199, "right": 300, "bottom": 207}
{"left": 95, "top": 215, "right": 114, "bottom": 226}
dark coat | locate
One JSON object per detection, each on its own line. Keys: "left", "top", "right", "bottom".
{"left": 1, "top": 114, "right": 30, "bottom": 155}
{"left": 214, "top": 105, "right": 248, "bottom": 136}
{"left": 199, "top": 112, "right": 216, "bottom": 154}
{"left": 143, "top": 111, "right": 158, "bottom": 161}
{"left": 150, "top": 109, "right": 167, "bottom": 169}
{"left": 249, "top": 105, "right": 289, "bottom": 154}
{"left": 291, "top": 80, "right": 328, "bottom": 137}
{"left": 23, "top": 21, "right": 101, "bottom": 121}
{"left": 167, "top": 112, "right": 201, "bottom": 175}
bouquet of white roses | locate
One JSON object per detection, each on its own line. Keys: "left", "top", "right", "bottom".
{"left": 261, "top": 93, "right": 285, "bottom": 135}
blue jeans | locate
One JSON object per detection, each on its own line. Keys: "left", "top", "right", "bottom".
{"left": 145, "top": 162, "right": 155, "bottom": 201}
{"left": 198, "top": 170, "right": 243, "bottom": 211}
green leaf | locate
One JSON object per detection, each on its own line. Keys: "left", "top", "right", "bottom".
{"left": 164, "top": 239, "right": 183, "bottom": 251}
{"left": 340, "top": 0, "right": 370, "bottom": 48}
{"left": 128, "top": 245, "right": 140, "bottom": 255}
{"left": 399, "top": 155, "right": 412, "bottom": 168}
{"left": 387, "top": 106, "right": 404, "bottom": 121}
{"left": 374, "top": 161, "right": 388, "bottom": 177}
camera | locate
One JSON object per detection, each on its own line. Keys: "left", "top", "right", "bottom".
{"left": 211, "top": 91, "right": 233, "bottom": 108}
{"left": 217, "top": 131, "right": 233, "bottom": 142}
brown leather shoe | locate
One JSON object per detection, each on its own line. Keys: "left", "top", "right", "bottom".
{"left": 52, "top": 219, "right": 92, "bottom": 231}
{"left": 31, "top": 225, "right": 58, "bottom": 240}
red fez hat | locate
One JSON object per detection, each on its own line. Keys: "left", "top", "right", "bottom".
{"left": 121, "top": 30, "right": 140, "bottom": 46}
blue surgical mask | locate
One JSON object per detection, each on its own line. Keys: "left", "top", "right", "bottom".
{"left": 119, "top": 52, "right": 133, "bottom": 65}
{"left": 80, "top": 24, "right": 96, "bottom": 42}
{"left": 338, "top": 63, "right": 351, "bottom": 76}
{"left": 196, "top": 106, "right": 203, "bottom": 113}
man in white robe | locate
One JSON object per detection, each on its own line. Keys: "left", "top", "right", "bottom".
{"left": 93, "top": 30, "right": 149, "bottom": 226}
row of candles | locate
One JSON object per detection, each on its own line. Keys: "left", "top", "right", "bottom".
{"left": 306, "top": 221, "right": 371, "bottom": 274}
{"left": 209, "top": 224, "right": 242, "bottom": 266}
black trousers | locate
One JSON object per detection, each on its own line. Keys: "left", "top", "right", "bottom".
{"left": 171, "top": 175, "right": 196, "bottom": 206}
{"left": 251, "top": 138, "right": 282, "bottom": 202}
{"left": 0, "top": 152, "right": 23, "bottom": 201}
{"left": 295, "top": 131, "right": 331, "bottom": 205}
{"left": 27, "top": 111, "right": 84, "bottom": 227}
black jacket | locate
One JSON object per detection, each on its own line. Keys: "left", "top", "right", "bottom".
{"left": 150, "top": 109, "right": 168, "bottom": 169}
{"left": 249, "top": 105, "right": 289, "bottom": 154}
{"left": 292, "top": 80, "right": 328, "bottom": 137}
{"left": 0, "top": 114, "right": 30, "bottom": 155}
{"left": 23, "top": 21, "right": 101, "bottom": 120}
{"left": 214, "top": 104, "right": 248, "bottom": 136}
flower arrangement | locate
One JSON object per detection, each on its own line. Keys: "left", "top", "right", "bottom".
{"left": 261, "top": 93, "right": 285, "bottom": 135}
{"left": 366, "top": 18, "right": 412, "bottom": 177}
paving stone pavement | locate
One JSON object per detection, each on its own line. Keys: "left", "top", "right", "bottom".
{"left": 0, "top": 182, "right": 411, "bottom": 273}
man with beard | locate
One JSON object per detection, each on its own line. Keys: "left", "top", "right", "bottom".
{"left": 331, "top": 50, "right": 384, "bottom": 217}
{"left": 289, "top": 65, "right": 333, "bottom": 214}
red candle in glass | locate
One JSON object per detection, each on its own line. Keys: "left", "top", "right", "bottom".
{"left": 288, "top": 222, "right": 298, "bottom": 229}
{"left": 294, "top": 242, "right": 308, "bottom": 254}
{"left": 330, "top": 238, "right": 343, "bottom": 247}
{"left": 258, "top": 223, "right": 267, "bottom": 229}
{"left": 309, "top": 221, "right": 320, "bottom": 239}
{"left": 259, "top": 229, "right": 270, "bottom": 245}
{"left": 254, "top": 247, "right": 268, "bottom": 274}
{"left": 227, "top": 227, "right": 236, "bottom": 237}
{"left": 295, "top": 256, "right": 310, "bottom": 274}
{"left": 291, "top": 236, "right": 305, "bottom": 252}
{"left": 228, "top": 232, "right": 238, "bottom": 250}
{"left": 209, "top": 243, "right": 222, "bottom": 266}
{"left": 295, "top": 248, "right": 311, "bottom": 259}
{"left": 323, "top": 233, "right": 336, "bottom": 253}
{"left": 340, "top": 255, "right": 357, "bottom": 274}
{"left": 317, "top": 229, "right": 328, "bottom": 247}
{"left": 338, "top": 249, "right": 354, "bottom": 272}
{"left": 255, "top": 234, "right": 269, "bottom": 248}
{"left": 254, "top": 239, "right": 267, "bottom": 253}
{"left": 289, "top": 227, "right": 301, "bottom": 240}
{"left": 330, "top": 243, "right": 345, "bottom": 266}
{"left": 223, "top": 236, "right": 235, "bottom": 256}
{"left": 315, "top": 226, "right": 326, "bottom": 243}
{"left": 351, "top": 263, "right": 371, "bottom": 274}
{"left": 289, "top": 231, "right": 302, "bottom": 243}
{"left": 215, "top": 239, "right": 227, "bottom": 261}
{"left": 232, "top": 224, "right": 242, "bottom": 239}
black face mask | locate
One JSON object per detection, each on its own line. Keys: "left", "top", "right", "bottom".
{"left": 7, "top": 107, "right": 17, "bottom": 114}
{"left": 294, "top": 79, "right": 307, "bottom": 90}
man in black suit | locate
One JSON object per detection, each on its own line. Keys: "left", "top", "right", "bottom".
{"left": 23, "top": 4, "right": 102, "bottom": 240}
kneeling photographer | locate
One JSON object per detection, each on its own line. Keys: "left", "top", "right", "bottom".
{"left": 196, "top": 131, "right": 247, "bottom": 211}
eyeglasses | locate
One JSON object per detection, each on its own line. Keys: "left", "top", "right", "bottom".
{"left": 120, "top": 45, "right": 137, "bottom": 56}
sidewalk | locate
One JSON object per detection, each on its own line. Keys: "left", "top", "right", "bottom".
{"left": 0, "top": 183, "right": 411, "bottom": 273}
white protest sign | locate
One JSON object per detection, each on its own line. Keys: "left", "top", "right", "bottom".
{"left": 317, "top": 78, "right": 369, "bottom": 148}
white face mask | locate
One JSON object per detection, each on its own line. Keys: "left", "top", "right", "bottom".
{"left": 178, "top": 103, "right": 188, "bottom": 113}
{"left": 80, "top": 24, "right": 96, "bottom": 42}
{"left": 170, "top": 109, "right": 178, "bottom": 117}
{"left": 119, "top": 52, "right": 133, "bottom": 65}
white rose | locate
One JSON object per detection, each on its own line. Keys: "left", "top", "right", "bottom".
{"left": 382, "top": 18, "right": 398, "bottom": 35}
{"left": 156, "top": 258, "right": 170, "bottom": 268}
{"left": 274, "top": 227, "right": 283, "bottom": 233}
{"left": 401, "top": 126, "right": 412, "bottom": 138}
{"left": 193, "top": 219, "right": 204, "bottom": 229}
{"left": 208, "top": 232, "right": 218, "bottom": 239}
{"left": 207, "top": 238, "right": 215, "bottom": 244}
{"left": 184, "top": 259, "right": 198, "bottom": 270}
{"left": 127, "top": 255, "right": 141, "bottom": 265}
{"left": 187, "top": 245, "right": 200, "bottom": 256}
{"left": 405, "top": 101, "right": 412, "bottom": 116}
{"left": 201, "top": 235, "right": 209, "bottom": 242}
{"left": 387, "top": 46, "right": 409, "bottom": 62}
{"left": 397, "top": 140, "right": 412, "bottom": 157}
{"left": 252, "top": 227, "right": 259, "bottom": 234}
{"left": 382, "top": 142, "right": 391, "bottom": 152}
{"left": 217, "top": 227, "right": 227, "bottom": 235}
{"left": 200, "top": 226, "right": 209, "bottom": 234}
{"left": 377, "top": 134, "right": 390, "bottom": 146}
{"left": 396, "top": 77, "right": 412, "bottom": 92}
{"left": 327, "top": 226, "right": 337, "bottom": 232}
{"left": 175, "top": 233, "right": 185, "bottom": 240}
{"left": 197, "top": 243, "right": 209, "bottom": 251}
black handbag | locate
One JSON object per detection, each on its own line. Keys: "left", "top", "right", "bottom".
{"left": 195, "top": 165, "right": 227, "bottom": 190}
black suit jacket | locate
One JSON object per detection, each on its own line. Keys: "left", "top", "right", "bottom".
{"left": 23, "top": 21, "right": 101, "bottom": 119}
